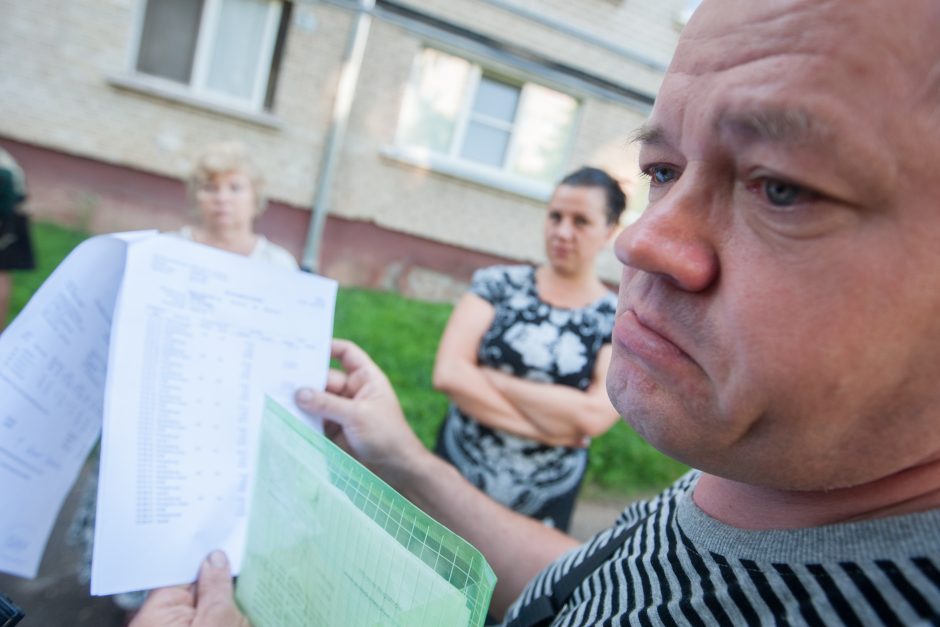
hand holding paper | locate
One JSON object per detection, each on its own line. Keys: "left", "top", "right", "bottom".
{"left": 235, "top": 398, "right": 495, "bottom": 626}
{"left": 131, "top": 551, "right": 249, "bottom": 627}
{"left": 295, "top": 339, "right": 429, "bottom": 488}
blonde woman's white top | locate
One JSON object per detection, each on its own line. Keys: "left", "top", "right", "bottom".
{"left": 173, "top": 225, "right": 299, "bottom": 271}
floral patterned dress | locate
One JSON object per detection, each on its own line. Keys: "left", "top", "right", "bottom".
{"left": 435, "top": 265, "right": 617, "bottom": 531}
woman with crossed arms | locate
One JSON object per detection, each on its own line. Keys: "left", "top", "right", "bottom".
{"left": 433, "top": 167, "right": 625, "bottom": 531}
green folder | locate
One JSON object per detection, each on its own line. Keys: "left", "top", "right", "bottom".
{"left": 235, "top": 397, "right": 497, "bottom": 626}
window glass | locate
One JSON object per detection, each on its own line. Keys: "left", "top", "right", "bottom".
{"left": 136, "top": 0, "right": 205, "bottom": 83}
{"left": 460, "top": 122, "right": 512, "bottom": 168}
{"left": 205, "top": 0, "right": 272, "bottom": 101}
{"left": 396, "top": 48, "right": 578, "bottom": 184}
{"left": 510, "top": 85, "right": 578, "bottom": 183}
{"left": 134, "top": 0, "right": 285, "bottom": 110}
{"left": 398, "top": 50, "right": 472, "bottom": 154}
{"left": 471, "top": 77, "right": 519, "bottom": 123}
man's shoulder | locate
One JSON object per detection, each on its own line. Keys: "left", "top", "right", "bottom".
{"left": 506, "top": 473, "right": 940, "bottom": 625}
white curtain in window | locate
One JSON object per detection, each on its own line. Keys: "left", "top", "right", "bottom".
{"left": 205, "top": 0, "right": 272, "bottom": 101}
{"left": 398, "top": 50, "right": 472, "bottom": 154}
{"left": 511, "top": 85, "right": 578, "bottom": 183}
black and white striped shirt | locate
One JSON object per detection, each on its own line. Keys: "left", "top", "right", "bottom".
{"left": 504, "top": 472, "right": 940, "bottom": 625}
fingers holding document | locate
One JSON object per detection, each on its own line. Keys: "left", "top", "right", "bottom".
{"left": 295, "top": 338, "right": 430, "bottom": 490}
{"left": 193, "top": 552, "right": 249, "bottom": 627}
{"left": 131, "top": 551, "right": 248, "bottom": 627}
{"left": 130, "top": 585, "right": 195, "bottom": 627}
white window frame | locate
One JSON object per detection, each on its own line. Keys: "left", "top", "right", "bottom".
{"left": 127, "top": 0, "right": 283, "bottom": 112}
{"left": 389, "top": 50, "right": 579, "bottom": 200}
{"left": 449, "top": 68, "right": 524, "bottom": 169}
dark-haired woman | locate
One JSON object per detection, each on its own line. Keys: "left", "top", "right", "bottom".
{"left": 433, "top": 167, "right": 625, "bottom": 531}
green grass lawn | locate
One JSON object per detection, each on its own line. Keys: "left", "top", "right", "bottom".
{"left": 8, "top": 222, "right": 686, "bottom": 497}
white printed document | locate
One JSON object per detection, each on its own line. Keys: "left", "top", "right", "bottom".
{"left": 0, "top": 233, "right": 337, "bottom": 594}
{"left": 0, "top": 234, "right": 134, "bottom": 578}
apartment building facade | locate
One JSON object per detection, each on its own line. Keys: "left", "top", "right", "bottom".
{"left": 0, "top": 0, "right": 689, "bottom": 298}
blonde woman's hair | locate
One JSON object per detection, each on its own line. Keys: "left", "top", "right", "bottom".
{"left": 187, "top": 140, "right": 267, "bottom": 215}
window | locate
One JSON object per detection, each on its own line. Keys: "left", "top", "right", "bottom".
{"left": 396, "top": 49, "right": 579, "bottom": 187}
{"left": 460, "top": 76, "right": 520, "bottom": 168}
{"left": 133, "top": 0, "right": 289, "bottom": 111}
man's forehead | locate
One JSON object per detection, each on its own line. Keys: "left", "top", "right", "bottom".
{"left": 647, "top": 0, "right": 940, "bottom": 150}
{"left": 681, "top": 0, "right": 940, "bottom": 76}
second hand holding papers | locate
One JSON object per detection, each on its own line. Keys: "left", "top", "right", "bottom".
{"left": 89, "top": 233, "right": 336, "bottom": 595}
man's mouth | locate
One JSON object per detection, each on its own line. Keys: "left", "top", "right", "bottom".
{"left": 613, "top": 308, "right": 692, "bottom": 367}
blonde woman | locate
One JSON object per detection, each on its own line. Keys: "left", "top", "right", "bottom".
{"left": 177, "top": 140, "right": 297, "bottom": 270}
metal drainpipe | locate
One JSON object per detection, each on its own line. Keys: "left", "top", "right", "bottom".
{"left": 301, "top": 0, "right": 375, "bottom": 273}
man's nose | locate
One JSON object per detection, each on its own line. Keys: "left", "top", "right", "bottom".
{"left": 614, "top": 182, "right": 718, "bottom": 292}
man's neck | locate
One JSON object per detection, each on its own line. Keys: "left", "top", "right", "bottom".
{"left": 693, "top": 456, "right": 940, "bottom": 530}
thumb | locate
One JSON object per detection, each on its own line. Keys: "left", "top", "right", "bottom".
{"left": 195, "top": 550, "right": 235, "bottom": 611}
{"left": 295, "top": 387, "right": 358, "bottom": 427}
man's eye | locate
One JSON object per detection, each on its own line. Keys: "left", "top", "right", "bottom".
{"left": 762, "top": 179, "right": 810, "bottom": 207}
{"left": 644, "top": 165, "right": 678, "bottom": 185}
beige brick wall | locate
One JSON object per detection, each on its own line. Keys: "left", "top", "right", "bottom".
{"left": 0, "top": 0, "right": 353, "bottom": 208}
{"left": 393, "top": 0, "right": 685, "bottom": 95}
{"left": 329, "top": 20, "right": 650, "bottom": 283}
{"left": 1, "top": 0, "right": 675, "bottom": 284}
{"left": 499, "top": 0, "right": 684, "bottom": 65}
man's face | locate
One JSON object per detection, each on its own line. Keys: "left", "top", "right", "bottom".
{"left": 608, "top": 0, "right": 940, "bottom": 490}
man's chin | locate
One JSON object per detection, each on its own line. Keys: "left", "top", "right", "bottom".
{"left": 610, "top": 378, "right": 726, "bottom": 456}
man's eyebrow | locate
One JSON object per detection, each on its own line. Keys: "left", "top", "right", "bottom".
{"left": 630, "top": 124, "right": 668, "bottom": 147}
{"left": 630, "top": 109, "right": 832, "bottom": 149}
{"left": 715, "top": 107, "right": 831, "bottom": 145}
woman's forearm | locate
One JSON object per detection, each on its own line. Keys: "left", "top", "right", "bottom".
{"left": 485, "top": 370, "right": 619, "bottom": 438}
{"left": 436, "top": 360, "right": 552, "bottom": 439}
{"left": 436, "top": 361, "right": 585, "bottom": 445}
